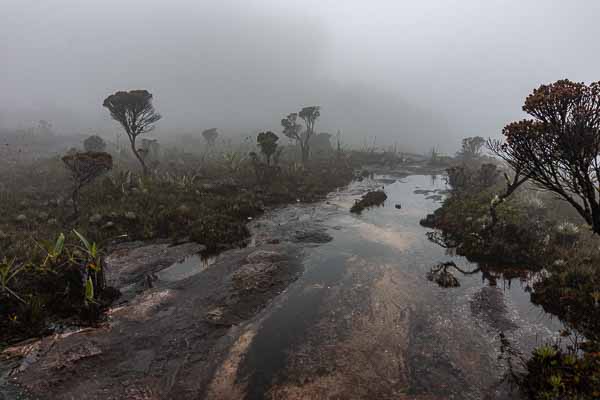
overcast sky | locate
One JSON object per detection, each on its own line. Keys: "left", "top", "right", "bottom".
{"left": 2, "top": 0, "right": 599, "bottom": 152}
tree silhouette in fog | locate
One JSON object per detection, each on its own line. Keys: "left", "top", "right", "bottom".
{"left": 257, "top": 131, "right": 279, "bottom": 166}
{"left": 456, "top": 136, "right": 486, "bottom": 160}
{"left": 202, "top": 128, "right": 219, "bottom": 147}
{"left": 102, "top": 90, "right": 161, "bottom": 174}
{"left": 83, "top": 135, "right": 106, "bottom": 153}
{"left": 281, "top": 106, "right": 320, "bottom": 165}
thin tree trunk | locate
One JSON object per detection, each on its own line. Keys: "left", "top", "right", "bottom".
{"left": 130, "top": 138, "right": 148, "bottom": 175}
{"left": 300, "top": 134, "right": 311, "bottom": 166}
{"left": 301, "top": 145, "right": 309, "bottom": 166}
{"left": 488, "top": 172, "right": 529, "bottom": 230}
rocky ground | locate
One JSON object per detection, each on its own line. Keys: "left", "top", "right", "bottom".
{"left": 0, "top": 238, "right": 310, "bottom": 399}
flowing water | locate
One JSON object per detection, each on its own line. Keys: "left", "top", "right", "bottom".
{"left": 213, "top": 174, "right": 565, "bottom": 399}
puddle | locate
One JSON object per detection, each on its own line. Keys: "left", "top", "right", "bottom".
{"left": 156, "top": 254, "right": 218, "bottom": 282}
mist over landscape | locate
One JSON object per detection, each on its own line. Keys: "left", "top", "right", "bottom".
{"left": 3, "top": 2, "right": 600, "bottom": 399}
{"left": 3, "top": 0, "right": 599, "bottom": 152}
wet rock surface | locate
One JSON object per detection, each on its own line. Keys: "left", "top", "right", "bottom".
{"left": 104, "top": 241, "right": 206, "bottom": 299}
{"left": 2, "top": 239, "right": 303, "bottom": 399}
{"left": 293, "top": 229, "right": 333, "bottom": 243}
{"left": 470, "top": 286, "right": 519, "bottom": 332}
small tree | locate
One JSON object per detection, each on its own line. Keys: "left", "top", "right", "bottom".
{"left": 298, "top": 106, "right": 320, "bottom": 164}
{"left": 456, "top": 136, "right": 486, "bottom": 160}
{"left": 202, "top": 128, "right": 219, "bottom": 146}
{"left": 428, "top": 146, "right": 439, "bottom": 165}
{"left": 102, "top": 90, "right": 161, "bottom": 174}
{"left": 336, "top": 130, "right": 343, "bottom": 158}
{"left": 83, "top": 135, "right": 107, "bottom": 153}
{"left": 62, "top": 152, "right": 113, "bottom": 217}
{"left": 491, "top": 79, "right": 600, "bottom": 234}
{"left": 38, "top": 120, "right": 53, "bottom": 136}
{"left": 256, "top": 131, "right": 279, "bottom": 166}
{"left": 281, "top": 106, "right": 320, "bottom": 165}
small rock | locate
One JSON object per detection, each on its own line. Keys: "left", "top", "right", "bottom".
{"left": 124, "top": 212, "right": 137, "bottom": 221}
{"left": 47, "top": 218, "right": 58, "bottom": 225}
{"left": 552, "top": 259, "right": 566, "bottom": 267}
{"left": 109, "top": 212, "right": 119, "bottom": 219}
{"left": 38, "top": 211, "right": 49, "bottom": 220}
{"left": 206, "top": 307, "right": 224, "bottom": 323}
{"left": 102, "top": 221, "right": 115, "bottom": 229}
{"left": 15, "top": 214, "right": 27, "bottom": 223}
{"left": 89, "top": 214, "right": 103, "bottom": 224}
{"left": 247, "top": 250, "right": 286, "bottom": 263}
{"left": 0, "top": 230, "right": 8, "bottom": 240}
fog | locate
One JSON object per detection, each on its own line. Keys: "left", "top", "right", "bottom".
{"left": 2, "top": 0, "right": 599, "bottom": 152}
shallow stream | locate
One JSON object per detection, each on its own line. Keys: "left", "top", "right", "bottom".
{"left": 220, "top": 174, "right": 564, "bottom": 399}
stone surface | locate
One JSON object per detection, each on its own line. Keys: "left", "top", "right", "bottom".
{"left": 293, "top": 230, "right": 333, "bottom": 244}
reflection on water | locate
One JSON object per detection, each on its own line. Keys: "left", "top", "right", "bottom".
{"left": 231, "top": 175, "right": 565, "bottom": 398}
{"left": 156, "top": 254, "right": 217, "bottom": 282}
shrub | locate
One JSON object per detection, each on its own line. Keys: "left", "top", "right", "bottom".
{"left": 83, "top": 135, "right": 107, "bottom": 152}
{"left": 62, "top": 151, "right": 113, "bottom": 216}
{"left": 522, "top": 344, "right": 600, "bottom": 399}
{"left": 350, "top": 190, "right": 387, "bottom": 213}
